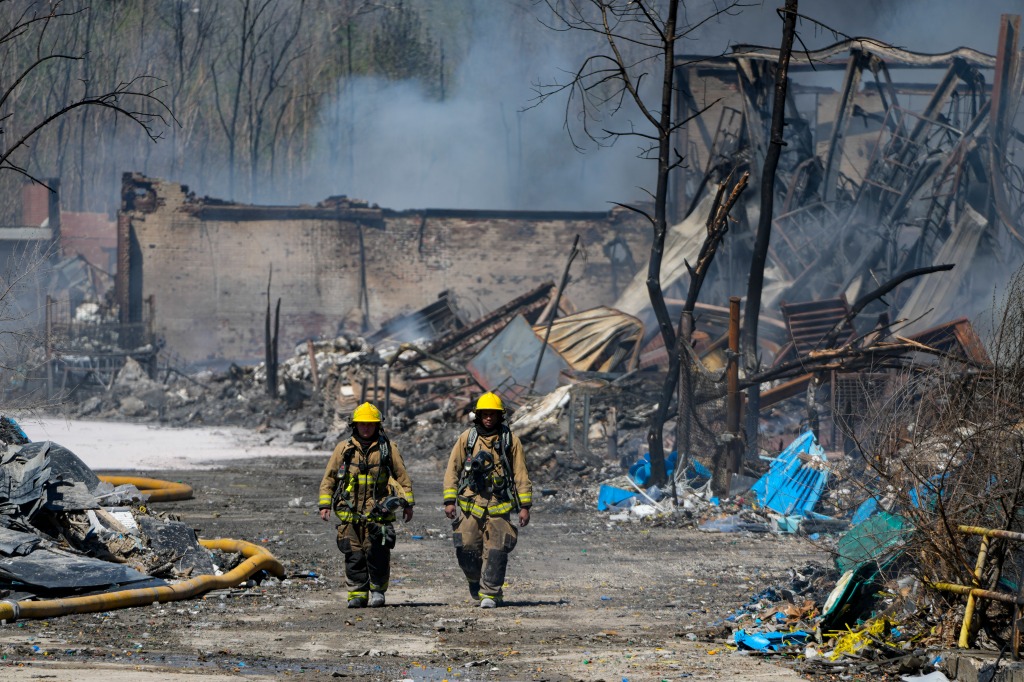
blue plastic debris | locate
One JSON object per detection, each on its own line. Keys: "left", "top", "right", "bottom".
{"left": 597, "top": 485, "right": 638, "bottom": 511}
{"left": 629, "top": 451, "right": 679, "bottom": 486}
{"left": 689, "top": 458, "right": 712, "bottom": 480}
{"left": 750, "top": 588, "right": 780, "bottom": 602}
{"left": 851, "top": 497, "right": 879, "bottom": 525}
{"left": 628, "top": 451, "right": 711, "bottom": 487}
{"left": 773, "top": 515, "right": 802, "bottom": 533}
{"left": 1, "top": 417, "right": 28, "bottom": 444}
{"left": 733, "top": 629, "right": 811, "bottom": 651}
{"left": 750, "top": 431, "right": 828, "bottom": 516}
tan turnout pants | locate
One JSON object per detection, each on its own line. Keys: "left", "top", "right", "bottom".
{"left": 451, "top": 512, "right": 518, "bottom": 601}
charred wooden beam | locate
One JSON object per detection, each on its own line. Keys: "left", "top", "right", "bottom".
{"left": 427, "top": 282, "right": 557, "bottom": 361}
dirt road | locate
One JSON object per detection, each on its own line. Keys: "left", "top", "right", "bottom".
{"left": 0, "top": 441, "right": 825, "bottom": 681}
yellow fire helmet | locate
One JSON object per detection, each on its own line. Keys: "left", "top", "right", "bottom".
{"left": 351, "top": 402, "right": 382, "bottom": 423}
{"left": 475, "top": 392, "right": 504, "bottom": 413}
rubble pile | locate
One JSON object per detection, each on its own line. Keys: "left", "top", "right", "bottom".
{"left": 16, "top": 14, "right": 1024, "bottom": 678}
{"left": 0, "top": 426, "right": 252, "bottom": 603}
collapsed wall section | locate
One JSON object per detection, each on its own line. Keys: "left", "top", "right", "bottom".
{"left": 118, "top": 174, "right": 651, "bottom": 365}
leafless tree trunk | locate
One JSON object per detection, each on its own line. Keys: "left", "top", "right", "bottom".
{"left": 158, "top": 0, "right": 217, "bottom": 182}
{"left": 742, "top": 0, "right": 799, "bottom": 457}
{"left": 533, "top": 0, "right": 741, "bottom": 486}
{"left": 245, "top": 0, "right": 305, "bottom": 200}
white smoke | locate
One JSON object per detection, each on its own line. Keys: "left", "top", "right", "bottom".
{"left": 681, "top": 0, "right": 1022, "bottom": 54}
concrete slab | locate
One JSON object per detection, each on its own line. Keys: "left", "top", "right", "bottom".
{"left": 15, "top": 417, "right": 322, "bottom": 471}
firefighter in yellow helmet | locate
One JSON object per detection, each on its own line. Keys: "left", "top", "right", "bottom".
{"left": 443, "top": 392, "right": 533, "bottom": 608}
{"left": 319, "top": 402, "right": 415, "bottom": 608}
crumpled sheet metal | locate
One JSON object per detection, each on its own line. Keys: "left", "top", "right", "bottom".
{"left": 750, "top": 430, "right": 828, "bottom": 517}
{"left": 466, "top": 315, "right": 571, "bottom": 404}
{"left": 531, "top": 306, "right": 643, "bottom": 373}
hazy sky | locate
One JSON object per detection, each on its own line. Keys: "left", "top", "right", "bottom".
{"left": 682, "top": 0, "right": 1024, "bottom": 54}
{"left": 298, "top": 0, "right": 1021, "bottom": 212}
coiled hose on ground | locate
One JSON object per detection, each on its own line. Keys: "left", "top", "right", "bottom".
{"left": 0, "top": 477, "right": 283, "bottom": 623}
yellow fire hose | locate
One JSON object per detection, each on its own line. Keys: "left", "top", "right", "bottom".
{"left": 0, "top": 538, "right": 284, "bottom": 622}
{"left": 0, "top": 476, "right": 282, "bottom": 622}
{"left": 97, "top": 475, "right": 194, "bottom": 502}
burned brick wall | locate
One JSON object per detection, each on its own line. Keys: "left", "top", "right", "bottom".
{"left": 119, "top": 174, "right": 651, "bottom": 365}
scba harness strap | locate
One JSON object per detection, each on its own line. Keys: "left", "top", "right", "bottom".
{"left": 464, "top": 425, "right": 511, "bottom": 467}
{"left": 332, "top": 431, "right": 395, "bottom": 521}
{"left": 456, "top": 425, "right": 520, "bottom": 515}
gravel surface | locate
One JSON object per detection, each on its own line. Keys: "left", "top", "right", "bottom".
{"left": 0, "top": 434, "right": 827, "bottom": 681}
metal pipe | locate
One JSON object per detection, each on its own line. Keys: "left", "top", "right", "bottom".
{"left": 606, "top": 406, "right": 618, "bottom": 465}
{"left": 0, "top": 538, "right": 283, "bottom": 623}
{"left": 530, "top": 235, "right": 580, "bottom": 394}
{"left": 567, "top": 393, "right": 575, "bottom": 451}
{"left": 960, "top": 534, "right": 990, "bottom": 648}
{"left": 147, "top": 295, "right": 155, "bottom": 349}
{"left": 307, "top": 340, "right": 320, "bottom": 392}
{"left": 582, "top": 394, "right": 591, "bottom": 452}
{"left": 45, "top": 295, "right": 52, "bottom": 400}
{"left": 959, "top": 525, "right": 1024, "bottom": 542}
{"left": 727, "top": 296, "right": 741, "bottom": 474}
{"left": 932, "top": 581, "right": 1024, "bottom": 606}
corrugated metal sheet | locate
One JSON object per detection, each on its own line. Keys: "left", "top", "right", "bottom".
{"left": 751, "top": 431, "right": 829, "bottom": 517}
{"left": 532, "top": 306, "right": 643, "bottom": 373}
{"left": 466, "top": 315, "right": 570, "bottom": 407}
{"left": 780, "top": 297, "right": 856, "bottom": 356}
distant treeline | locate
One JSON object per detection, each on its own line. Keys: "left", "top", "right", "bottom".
{"left": 0, "top": 0, "right": 526, "bottom": 221}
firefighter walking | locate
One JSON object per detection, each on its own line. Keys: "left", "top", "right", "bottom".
{"left": 319, "top": 402, "right": 415, "bottom": 608}
{"left": 443, "top": 392, "right": 532, "bottom": 608}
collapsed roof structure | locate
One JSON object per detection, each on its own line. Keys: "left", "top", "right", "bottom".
{"left": 670, "top": 17, "right": 1024, "bottom": 333}
{"left": 21, "top": 17, "right": 1024, "bottom": 472}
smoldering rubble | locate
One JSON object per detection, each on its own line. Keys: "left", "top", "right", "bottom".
{"left": 11, "top": 14, "right": 1024, "bottom": 681}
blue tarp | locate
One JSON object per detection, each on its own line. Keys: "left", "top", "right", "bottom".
{"left": 750, "top": 431, "right": 828, "bottom": 517}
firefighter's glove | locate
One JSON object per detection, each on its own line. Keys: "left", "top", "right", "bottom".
{"left": 519, "top": 507, "right": 531, "bottom": 528}
{"left": 403, "top": 506, "right": 414, "bottom": 523}
{"left": 319, "top": 508, "right": 331, "bottom": 521}
{"left": 444, "top": 503, "right": 457, "bottom": 520}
